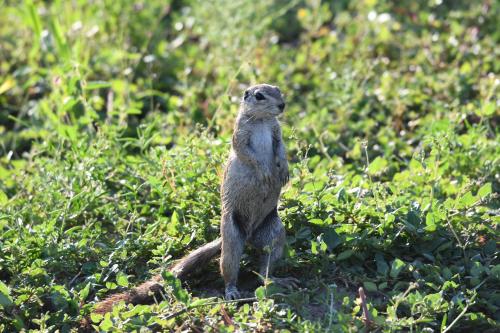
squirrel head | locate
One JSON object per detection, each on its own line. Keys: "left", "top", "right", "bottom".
{"left": 240, "top": 84, "right": 285, "bottom": 119}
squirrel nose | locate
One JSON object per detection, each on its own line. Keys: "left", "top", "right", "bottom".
{"left": 278, "top": 103, "right": 285, "bottom": 112}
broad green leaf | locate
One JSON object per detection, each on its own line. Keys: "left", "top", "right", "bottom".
{"left": 390, "top": 259, "right": 405, "bottom": 278}
{"left": 470, "top": 261, "right": 483, "bottom": 277}
{"left": 336, "top": 187, "right": 347, "bottom": 203}
{"left": 477, "top": 183, "right": 492, "bottom": 199}
{"left": 409, "top": 158, "right": 424, "bottom": 172}
{"left": 100, "top": 313, "right": 113, "bottom": 330}
{"left": 311, "top": 241, "right": 318, "bottom": 254}
{"left": 0, "top": 281, "right": 13, "bottom": 309}
{"left": 384, "top": 213, "right": 395, "bottom": 227}
{"left": 126, "top": 108, "right": 142, "bottom": 115}
{"left": 116, "top": 272, "right": 129, "bottom": 287}
{"left": 0, "top": 190, "right": 8, "bottom": 205}
{"left": 375, "top": 253, "right": 389, "bottom": 276}
{"left": 378, "top": 282, "right": 388, "bottom": 290}
{"left": 460, "top": 62, "right": 472, "bottom": 74}
{"left": 320, "top": 240, "right": 327, "bottom": 252}
{"left": 90, "top": 313, "right": 103, "bottom": 323}
{"left": 79, "top": 283, "right": 91, "bottom": 301}
{"left": 491, "top": 265, "right": 500, "bottom": 280}
{"left": 163, "top": 272, "right": 189, "bottom": 304}
{"left": 323, "top": 228, "right": 342, "bottom": 251}
{"left": 337, "top": 249, "right": 354, "bottom": 261}
{"left": 105, "top": 282, "right": 117, "bottom": 290}
{"left": 476, "top": 102, "right": 495, "bottom": 117}
{"left": 363, "top": 281, "right": 377, "bottom": 292}
{"left": 424, "top": 293, "right": 445, "bottom": 309}
{"left": 425, "top": 212, "right": 439, "bottom": 232}
{"left": 367, "top": 156, "right": 388, "bottom": 175}
{"left": 442, "top": 267, "right": 452, "bottom": 280}
{"left": 459, "top": 191, "right": 476, "bottom": 208}
{"left": 255, "top": 286, "right": 266, "bottom": 300}
{"left": 0, "top": 78, "right": 15, "bottom": 95}
{"left": 167, "top": 210, "right": 180, "bottom": 236}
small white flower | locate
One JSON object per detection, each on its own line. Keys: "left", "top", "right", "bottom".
{"left": 86, "top": 25, "right": 99, "bottom": 37}
{"left": 368, "top": 11, "right": 377, "bottom": 21}
{"left": 71, "top": 21, "right": 82, "bottom": 32}
{"left": 144, "top": 55, "right": 155, "bottom": 63}
{"left": 174, "top": 22, "right": 183, "bottom": 31}
{"left": 448, "top": 36, "right": 458, "bottom": 47}
{"left": 377, "top": 13, "right": 391, "bottom": 23}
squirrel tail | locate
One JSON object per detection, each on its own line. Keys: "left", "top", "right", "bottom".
{"left": 170, "top": 237, "right": 222, "bottom": 279}
{"left": 86, "top": 238, "right": 222, "bottom": 318}
{"left": 91, "top": 275, "right": 164, "bottom": 315}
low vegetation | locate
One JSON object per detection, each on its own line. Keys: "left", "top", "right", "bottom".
{"left": 0, "top": 0, "right": 498, "bottom": 331}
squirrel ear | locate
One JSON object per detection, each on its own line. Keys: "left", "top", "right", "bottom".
{"left": 244, "top": 90, "right": 250, "bottom": 100}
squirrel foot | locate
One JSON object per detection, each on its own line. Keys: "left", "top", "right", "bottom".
{"left": 225, "top": 285, "right": 241, "bottom": 300}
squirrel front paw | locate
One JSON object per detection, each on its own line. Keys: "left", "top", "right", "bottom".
{"left": 278, "top": 164, "right": 289, "bottom": 186}
{"left": 257, "top": 167, "right": 273, "bottom": 186}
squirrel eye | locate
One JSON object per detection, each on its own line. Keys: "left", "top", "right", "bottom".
{"left": 255, "top": 92, "right": 265, "bottom": 100}
{"left": 244, "top": 90, "right": 250, "bottom": 100}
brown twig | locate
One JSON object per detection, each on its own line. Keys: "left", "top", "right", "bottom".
{"left": 220, "top": 304, "right": 234, "bottom": 326}
{"left": 358, "top": 287, "right": 374, "bottom": 329}
{"left": 162, "top": 297, "right": 257, "bottom": 321}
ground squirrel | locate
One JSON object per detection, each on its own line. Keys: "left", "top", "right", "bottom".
{"left": 87, "top": 83, "right": 293, "bottom": 318}
{"left": 219, "top": 83, "right": 294, "bottom": 299}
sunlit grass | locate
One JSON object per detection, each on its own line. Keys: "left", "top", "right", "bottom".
{"left": 0, "top": 0, "right": 498, "bottom": 331}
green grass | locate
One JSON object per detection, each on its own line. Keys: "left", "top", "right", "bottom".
{"left": 0, "top": 0, "right": 499, "bottom": 331}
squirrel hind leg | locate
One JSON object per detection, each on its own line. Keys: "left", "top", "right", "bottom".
{"left": 249, "top": 207, "right": 286, "bottom": 279}
{"left": 220, "top": 211, "right": 246, "bottom": 298}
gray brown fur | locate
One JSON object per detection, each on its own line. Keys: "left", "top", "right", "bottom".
{"left": 86, "top": 83, "right": 289, "bottom": 320}
{"left": 171, "top": 238, "right": 222, "bottom": 279}
{"left": 220, "top": 83, "right": 288, "bottom": 299}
